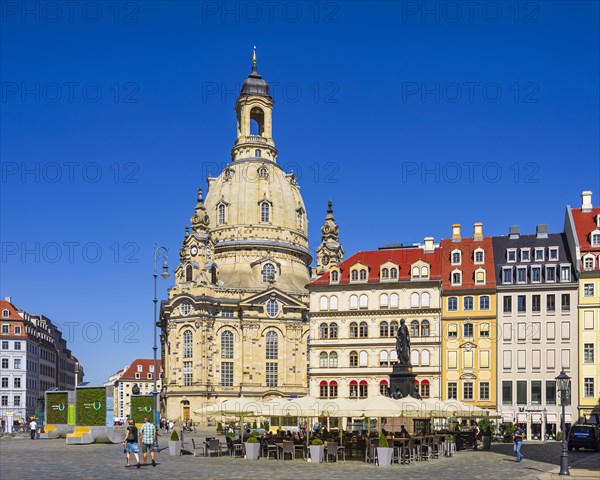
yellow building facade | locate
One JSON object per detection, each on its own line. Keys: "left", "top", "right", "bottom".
{"left": 440, "top": 224, "right": 497, "bottom": 410}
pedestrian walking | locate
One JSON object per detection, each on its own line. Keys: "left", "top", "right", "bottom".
{"left": 473, "top": 421, "right": 481, "bottom": 450}
{"left": 139, "top": 417, "right": 157, "bottom": 467}
{"left": 122, "top": 419, "right": 141, "bottom": 468}
{"left": 29, "top": 419, "right": 37, "bottom": 440}
{"left": 513, "top": 423, "right": 525, "bottom": 462}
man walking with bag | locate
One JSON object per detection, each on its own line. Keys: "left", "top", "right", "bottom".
{"left": 140, "top": 417, "right": 158, "bottom": 467}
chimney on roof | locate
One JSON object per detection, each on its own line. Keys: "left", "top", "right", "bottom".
{"left": 423, "top": 237, "right": 434, "bottom": 252}
{"left": 581, "top": 191, "right": 593, "bottom": 212}
{"left": 474, "top": 222, "right": 483, "bottom": 240}
{"left": 536, "top": 224, "right": 548, "bottom": 239}
{"left": 452, "top": 224, "right": 461, "bottom": 241}
{"left": 509, "top": 226, "right": 520, "bottom": 239}
{"left": 4, "top": 296, "right": 11, "bottom": 304}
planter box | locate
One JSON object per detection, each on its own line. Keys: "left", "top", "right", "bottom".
{"left": 309, "top": 445, "right": 324, "bottom": 463}
{"left": 168, "top": 440, "right": 182, "bottom": 456}
{"left": 377, "top": 447, "right": 393, "bottom": 467}
{"left": 245, "top": 442, "right": 260, "bottom": 460}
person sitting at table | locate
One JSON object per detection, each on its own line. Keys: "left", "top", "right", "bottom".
{"left": 400, "top": 425, "right": 409, "bottom": 437}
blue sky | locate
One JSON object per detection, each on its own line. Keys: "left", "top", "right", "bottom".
{"left": 1, "top": 1, "right": 598, "bottom": 384}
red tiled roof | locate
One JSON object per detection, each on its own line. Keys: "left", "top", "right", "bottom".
{"left": 440, "top": 236, "right": 496, "bottom": 289}
{"left": 119, "top": 359, "right": 162, "bottom": 381}
{"left": 0, "top": 300, "right": 23, "bottom": 320}
{"left": 309, "top": 247, "right": 442, "bottom": 285}
{"left": 571, "top": 207, "right": 600, "bottom": 251}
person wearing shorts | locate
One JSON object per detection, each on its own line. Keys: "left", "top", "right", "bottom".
{"left": 123, "top": 419, "right": 141, "bottom": 468}
{"left": 139, "top": 417, "right": 157, "bottom": 467}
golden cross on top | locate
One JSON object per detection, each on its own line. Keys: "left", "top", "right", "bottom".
{"left": 252, "top": 45, "right": 256, "bottom": 65}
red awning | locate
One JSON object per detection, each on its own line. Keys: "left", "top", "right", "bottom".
{"left": 421, "top": 379, "right": 430, "bottom": 385}
{"left": 359, "top": 380, "right": 368, "bottom": 385}
{"left": 349, "top": 380, "right": 358, "bottom": 386}
{"left": 329, "top": 381, "right": 338, "bottom": 386}
{"left": 379, "top": 380, "right": 389, "bottom": 385}
{"left": 319, "top": 380, "right": 328, "bottom": 386}
{"left": 414, "top": 379, "right": 420, "bottom": 385}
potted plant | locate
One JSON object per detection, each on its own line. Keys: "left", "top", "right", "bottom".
{"left": 244, "top": 436, "right": 260, "bottom": 460}
{"left": 499, "top": 422, "right": 515, "bottom": 443}
{"left": 168, "top": 430, "right": 182, "bottom": 456}
{"left": 217, "top": 422, "right": 223, "bottom": 435}
{"left": 263, "top": 420, "right": 270, "bottom": 432}
{"left": 478, "top": 418, "right": 495, "bottom": 450}
{"left": 376, "top": 431, "right": 393, "bottom": 467}
{"left": 309, "top": 438, "right": 324, "bottom": 463}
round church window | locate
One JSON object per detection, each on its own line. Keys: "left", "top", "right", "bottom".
{"left": 180, "top": 301, "right": 192, "bottom": 316}
{"left": 266, "top": 299, "right": 279, "bottom": 318}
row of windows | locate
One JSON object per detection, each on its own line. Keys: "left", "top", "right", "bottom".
{"left": 182, "top": 329, "right": 281, "bottom": 361}
{"left": 1, "top": 358, "right": 21, "bottom": 369}
{"left": 501, "top": 264, "right": 571, "bottom": 284}
{"left": 343, "top": 265, "right": 431, "bottom": 283}
{"left": 317, "top": 349, "right": 433, "bottom": 368}
{"left": 1, "top": 376, "right": 23, "bottom": 388}
{"left": 447, "top": 295, "right": 490, "bottom": 312}
{"left": 449, "top": 269, "right": 486, "bottom": 286}
{"left": 318, "top": 320, "right": 434, "bottom": 339}
{"left": 446, "top": 322, "right": 490, "bottom": 339}
{"left": 501, "top": 380, "right": 557, "bottom": 405}
{"left": 447, "top": 381, "right": 490, "bottom": 401}
{"left": 0, "top": 395, "right": 22, "bottom": 406}
{"left": 501, "top": 348, "right": 571, "bottom": 370}
{"left": 446, "top": 349, "right": 492, "bottom": 369}
{"left": 0, "top": 323, "right": 22, "bottom": 334}
{"left": 505, "top": 247, "right": 559, "bottom": 263}
{"left": 216, "top": 200, "right": 285, "bottom": 226}
{"left": 218, "top": 361, "right": 278, "bottom": 388}
{"left": 501, "top": 294, "right": 571, "bottom": 315}
{"left": 318, "top": 379, "right": 434, "bottom": 399}
{"left": 501, "top": 321, "right": 572, "bottom": 344}
{"left": 450, "top": 248, "right": 485, "bottom": 266}
{"left": 0, "top": 340, "right": 21, "bottom": 350}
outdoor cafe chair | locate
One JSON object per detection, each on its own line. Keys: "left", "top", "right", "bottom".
{"left": 280, "top": 441, "right": 295, "bottom": 460}
{"left": 293, "top": 442, "right": 306, "bottom": 459}
{"left": 401, "top": 438, "right": 417, "bottom": 464}
{"left": 191, "top": 438, "right": 205, "bottom": 457}
{"left": 207, "top": 438, "right": 223, "bottom": 457}
{"left": 325, "top": 441, "right": 339, "bottom": 463}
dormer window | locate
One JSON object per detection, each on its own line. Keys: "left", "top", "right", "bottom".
{"left": 390, "top": 268, "right": 398, "bottom": 279}
{"left": 583, "top": 255, "right": 595, "bottom": 271}
{"left": 351, "top": 270, "right": 358, "bottom": 281}
{"left": 262, "top": 263, "right": 276, "bottom": 282}
{"left": 421, "top": 266, "right": 429, "bottom": 278}
{"left": 451, "top": 270, "right": 462, "bottom": 286}
{"left": 521, "top": 249, "right": 530, "bottom": 262}
{"left": 412, "top": 267, "right": 420, "bottom": 278}
{"left": 517, "top": 267, "right": 527, "bottom": 283}
{"left": 381, "top": 268, "right": 389, "bottom": 280}
{"left": 591, "top": 231, "right": 600, "bottom": 247}
{"left": 474, "top": 249, "right": 484, "bottom": 264}
{"left": 1, "top": 310, "right": 8, "bottom": 318}
{"left": 474, "top": 268, "right": 486, "bottom": 285}
{"left": 359, "top": 269, "right": 367, "bottom": 281}
{"left": 560, "top": 265, "right": 571, "bottom": 282}
{"left": 549, "top": 247, "right": 558, "bottom": 260}
{"left": 534, "top": 248, "right": 544, "bottom": 261}
{"left": 451, "top": 250, "right": 461, "bottom": 265}
{"left": 330, "top": 270, "right": 339, "bottom": 282}
{"left": 507, "top": 249, "right": 517, "bottom": 262}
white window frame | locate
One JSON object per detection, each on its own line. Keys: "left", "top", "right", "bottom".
{"left": 548, "top": 247, "right": 559, "bottom": 261}
{"left": 451, "top": 249, "right": 462, "bottom": 266}
{"left": 507, "top": 249, "right": 517, "bottom": 263}
{"left": 520, "top": 248, "right": 531, "bottom": 262}
{"left": 534, "top": 248, "right": 544, "bottom": 261}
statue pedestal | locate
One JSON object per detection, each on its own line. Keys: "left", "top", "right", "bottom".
{"left": 389, "top": 364, "right": 418, "bottom": 399}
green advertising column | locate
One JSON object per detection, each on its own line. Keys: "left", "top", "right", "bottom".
{"left": 75, "top": 387, "right": 106, "bottom": 426}
{"left": 130, "top": 395, "right": 154, "bottom": 424}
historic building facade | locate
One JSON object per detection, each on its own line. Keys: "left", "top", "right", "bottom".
{"left": 160, "top": 57, "right": 310, "bottom": 419}
{"left": 0, "top": 299, "right": 80, "bottom": 428}
{"left": 307, "top": 238, "right": 443, "bottom": 402}
{"left": 440, "top": 223, "right": 497, "bottom": 410}
{"left": 565, "top": 191, "right": 600, "bottom": 422}
{"left": 493, "top": 226, "right": 579, "bottom": 440}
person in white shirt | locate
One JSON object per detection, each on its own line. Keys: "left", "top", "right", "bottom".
{"left": 29, "top": 420, "right": 37, "bottom": 440}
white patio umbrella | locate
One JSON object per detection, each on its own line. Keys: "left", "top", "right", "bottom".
{"left": 193, "top": 397, "right": 264, "bottom": 417}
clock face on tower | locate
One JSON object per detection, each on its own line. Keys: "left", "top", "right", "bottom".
{"left": 190, "top": 246, "right": 198, "bottom": 257}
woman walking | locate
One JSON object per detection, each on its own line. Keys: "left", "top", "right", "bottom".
{"left": 123, "top": 419, "right": 141, "bottom": 468}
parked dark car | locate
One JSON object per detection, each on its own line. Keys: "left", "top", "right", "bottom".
{"left": 568, "top": 425, "right": 599, "bottom": 451}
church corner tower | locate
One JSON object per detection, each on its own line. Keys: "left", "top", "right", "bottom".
{"left": 160, "top": 50, "right": 311, "bottom": 421}
{"left": 315, "top": 200, "right": 344, "bottom": 275}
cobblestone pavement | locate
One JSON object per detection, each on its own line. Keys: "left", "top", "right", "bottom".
{"left": 1, "top": 433, "right": 598, "bottom": 480}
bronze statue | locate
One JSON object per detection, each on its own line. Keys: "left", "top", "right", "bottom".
{"left": 396, "top": 318, "right": 411, "bottom": 366}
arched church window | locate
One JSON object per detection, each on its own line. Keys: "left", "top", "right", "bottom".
{"left": 260, "top": 202, "right": 270, "bottom": 223}
{"left": 258, "top": 166, "right": 268, "bottom": 178}
{"left": 266, "top": 331, "right": 278, "bottom": 359}
{"left": 211, "top": 265, "right": 218, "bottom": 285}
{"left": 221, "top": 331, "right": 233, "bottom": 359}
{"left": 185, "top": 264, "right": 193, "bottom": 282}
{"left": 262, "top": 263, "right": 276, "bottom": 282}
{"left": 183, "top": 330, "right": 193, "bottom": 358}
{"left": 218, "top": 204, "right": 226, "bottom": 225}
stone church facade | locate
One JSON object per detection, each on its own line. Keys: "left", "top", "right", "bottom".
{"left": 159, "top": 57, "right": 314, "bottom": 420}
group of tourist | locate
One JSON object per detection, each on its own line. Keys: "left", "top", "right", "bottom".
{"left": 122, "top": 417, "right": 158, "bottom": 468}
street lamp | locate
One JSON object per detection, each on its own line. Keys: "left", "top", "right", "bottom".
{"left": 556, "top": 370, "right": 571, "bottom": 476}
{"left": 153, "top": 244, "right": 169, "bottom": 428}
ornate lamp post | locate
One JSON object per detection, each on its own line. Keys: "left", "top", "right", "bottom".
{"left": 153, "top": 244, "right": 169, "bottom": 428}
{"left": 556, "top": 370, "right": 571, "bottom": 476}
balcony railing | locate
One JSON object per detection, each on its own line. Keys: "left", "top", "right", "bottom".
{"left": 245, "top": 134, "right": 266, "bottom": 143}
